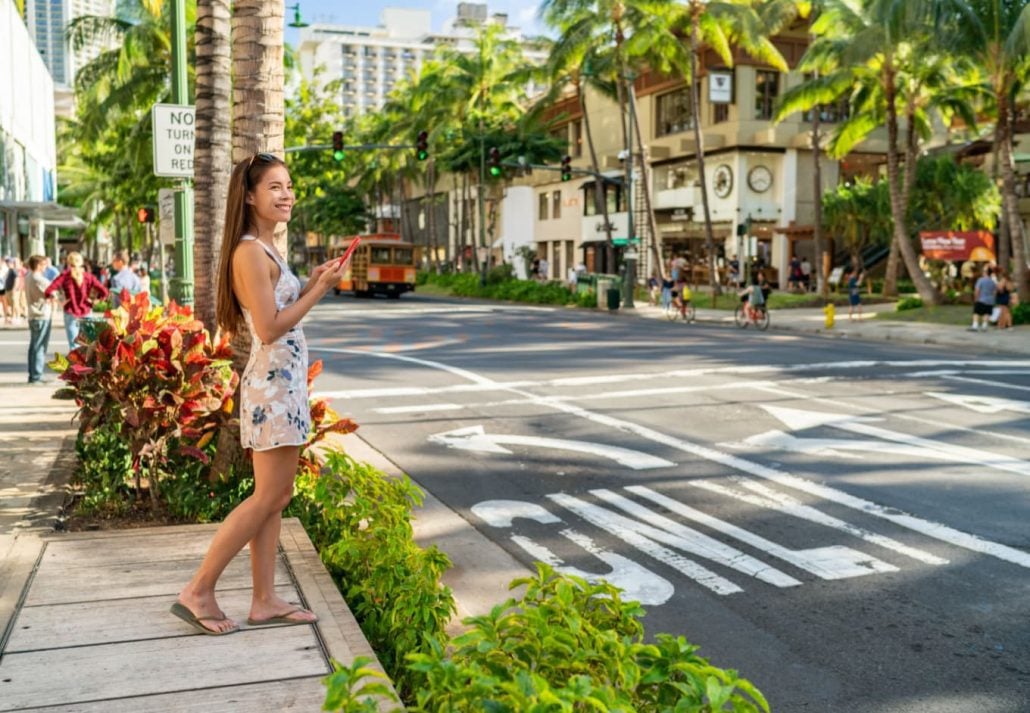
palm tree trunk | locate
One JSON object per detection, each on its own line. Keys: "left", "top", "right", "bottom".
{"left": 991, "top": 127, "right": 1011, "bottom": 270}
{"left": 193, "top": 0, "right": 231, "bottom": 333}
{"left": 579, "top": 86, "right": 615, "bottom": 272}
{"left": 882, "top": 62, "right": 939, "bottom": 304}
{"left": 690, "top": 19, "right": 721, "bottom": 296}
{"left": 811, "top": 107, "right": 826, "bottom": 297}
{"left": 213, "top": 0, "right": 286, "bottom": 479}
{"left": 628, "top": 90, "right": 665, "bottom": 280}
{"left": 999, "top": 93, "right": 1029, "bottom": 302}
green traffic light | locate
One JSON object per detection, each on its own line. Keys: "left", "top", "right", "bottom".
{"left": 417, "top": 150, "right": 429, "bottom": 161}
{"left": 490, "top": 166, "right": 502, "bottom": 177}
{"left": 333, "top": 150, "right": 345, "bottom": 161}
{"left": 561, "top": 173, "right": 571, "bottom": 182}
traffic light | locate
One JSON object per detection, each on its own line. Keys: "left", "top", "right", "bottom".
{"left": 332, "top": 131, "right": 345, "bottom": 161}
{"left": 560, "top": 155, "right": 572, "bottom": 182}
{"left": 489, "top": 147, "right": 502, "bottom": 177}
{"left": 416, "top": 130, "right": 429, "bottom": 161}
{"left": 136, "top": 207, "right": 155, "bottom": 224}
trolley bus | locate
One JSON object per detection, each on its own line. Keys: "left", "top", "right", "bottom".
{"left": 327, "top": 233, "right": 418, "bottom": 298}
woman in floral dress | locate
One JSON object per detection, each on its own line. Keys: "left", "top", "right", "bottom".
{"left": 172, "top": 153, "right": 350, "bottom": 635}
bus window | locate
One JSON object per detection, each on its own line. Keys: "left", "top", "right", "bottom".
{"left": 393, "top": 248, "right": 414, "bottom": 265}
{"left": 371, "top": 247, "right": 392, "bottom": 264}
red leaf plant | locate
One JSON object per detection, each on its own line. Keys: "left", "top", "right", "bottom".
{"left": 49, "top": 290, "right": 238, "bottom": 500}
{"left": 298, "top": 359, "right": 359, "bottom": 478}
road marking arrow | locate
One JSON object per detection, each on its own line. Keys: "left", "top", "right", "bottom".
{"left": 925, "top": 391, "right": 1030, "bottom": 415}
{"left": 763, "top": 405, "right": 1030, "bottom": 478}
{"left": 428, "top": 425, "right": 675, "bottom": 470}
{"left": 725, "top": 429, "right": 955, "bottom": 461}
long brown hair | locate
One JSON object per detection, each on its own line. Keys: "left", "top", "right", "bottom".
{"left": 216, "top": 152, "right": 287, "bottom": 336}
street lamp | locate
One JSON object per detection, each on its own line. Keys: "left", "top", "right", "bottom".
{"left": 286, "top": 3, "right": 309, "bottom": 28}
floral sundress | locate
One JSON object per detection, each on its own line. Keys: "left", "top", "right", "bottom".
{"left": 239, "top": 236, "right": 310, "bottom": 451}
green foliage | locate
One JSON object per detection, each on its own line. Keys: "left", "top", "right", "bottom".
{"left": 288, "top": 449, "right": 455, "bottom": 699}
{"left": 574, "top": 288, "right": 598, "bottom": 309}
{"left": 418, "top": 271, "right": 580, "bottom": 307}
{"left": 896, "top": 296, "right": 924, "bottom": 311}
{"left": 910, "top": 156, "right": 1000, "bottom": 233}
{"left": 1013, "top": 302, "right": 1030, "bottom": 326}
{"left": 398, "top": 564, "right": 768, "bottom": 713}
{"left": 74, "top": 423, "right": 134, "bottom": 513}
{"left": 322, "top": 656, "right": 400, "bottom": 713}
{"left": 50, "top": 292, "right": 237, "bottom": 501}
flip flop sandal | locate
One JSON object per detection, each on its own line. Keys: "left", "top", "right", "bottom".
{"left": 170, "top": 601, "right": 240, "bottom": 636}
{"left": 246, "top": 607, "right": 318, "bottom": 627}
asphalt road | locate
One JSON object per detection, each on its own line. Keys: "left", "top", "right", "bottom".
{"left": 4, "top": 295, "right": 1027, "bottom": 712}
{"left": 304, "top": 293, "right": 1029, "bottom": 713}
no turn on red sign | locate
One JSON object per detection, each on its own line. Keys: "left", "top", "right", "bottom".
{"left": 152, "top": 104, "right": 195, "bottom": 178}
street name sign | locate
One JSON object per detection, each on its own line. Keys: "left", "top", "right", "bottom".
{"left": 152, "top": 104, "right": 195, "bottom": 178}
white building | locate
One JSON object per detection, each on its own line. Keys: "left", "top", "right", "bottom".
{"left": 297, "top": 3, "right": 544, "bottom": 118}
{"left": 25, "top": 0, "right": 116, "bottom": 116}
{"left": 0, "top": 0, "right": 73, "bottom": 259}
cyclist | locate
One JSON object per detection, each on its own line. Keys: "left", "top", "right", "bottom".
{"left": 673, "top": 279, "right": 692, "bottom": 320}
{"left": 739, "top": 270, "right": 768, "bottom": 320}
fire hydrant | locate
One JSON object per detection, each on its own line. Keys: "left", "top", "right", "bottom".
{"left": 824, "top": 302, "right": 835, "bottom": 329}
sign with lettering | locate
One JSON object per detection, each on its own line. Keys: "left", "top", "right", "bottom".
{"left": 152, "top": 104, "right": 196, "bottom": 178}
{"left": 919, "top": 230, "right": 995, "bottom": 262}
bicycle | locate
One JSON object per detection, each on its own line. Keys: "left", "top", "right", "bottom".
{"left": 665, "top": 286, "right": 696, "bottom": 323}
{"left": 734, "top": 299, "right": 770, "bottom": 330}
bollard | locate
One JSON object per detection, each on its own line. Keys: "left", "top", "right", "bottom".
{"left": 824, "top": 302, "right": 835, "bottom": 329}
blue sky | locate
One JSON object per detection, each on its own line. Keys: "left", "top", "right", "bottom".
{"left": 284, "top": 1, "right": 546, "bottom": 45}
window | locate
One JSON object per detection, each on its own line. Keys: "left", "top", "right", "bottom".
{"left": 371, "top": 247, "right": 392, "bottom": 263}
{"left": 393, "top": 248, "right": 414, "bottom": 265}
{"left": 552, "top": 191, "right": 562, "bottom": 219}
{"left": 800, "top": 75, "right": 849, "bottom": 123}
{"left": 583, "top": 183, "right": 623, "bottom": 216}
{"left": 572, "top": 121, "right": 583, "bottom": 157}
{"left": 656, "top": 87, "right": 695, "bottom": 137}
{"left": 713, "top": 103, "right": 729, "bottom": 124}
{"left": 539, "top": 192, "right": 549, "bottom": 220}
{"left": 755, "top": 70, "right": 779, "bottom": 120}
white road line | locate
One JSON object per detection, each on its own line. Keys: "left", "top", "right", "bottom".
{"left": 428, "top": 425, "right": 676, "bottom": 470}
{"left": 375, "top": 403, "right": 464, "bottom": 414}
{"left": 636, "top": 482, "right": 947, "bottom": 566}
{"left": 330, "top": 348, "right": 1030, "bottom": 571}
{"left": 546, "top": 493, "right": 747, "bottom": 595}
{"left": 471, "top": 500, "right": 562, "bottom": 528}
{"left": 764, "top": 405, "right": 1030, "bottom": 478}
{"left": 510, "top": 531, "right": 675, "bottom": 605}
{"left": 611, "top": 487, "right": 898, "bottom": 579}
{"left": 943, "top": 374, "right": 1030, "bottom": 393}
{"left": 925, "top": 392, "right": 1030, "bottom": 415}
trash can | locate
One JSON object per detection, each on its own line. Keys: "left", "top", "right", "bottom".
{"left": 596, "top": 278, "right": 611, "bottom": 309}
{"left": 606, "top": 286, "right": 621, "bottom": 311}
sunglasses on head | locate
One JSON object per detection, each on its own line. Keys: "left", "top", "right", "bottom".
{"left": 245, "top": 152, "right": 279, "bottom": 186}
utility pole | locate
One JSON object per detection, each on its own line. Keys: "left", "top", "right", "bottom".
{"left": 169, "top": 0, "right": 194, "bottom": 305}
{"left": 622, "top": 78, "right": 637, "bottom": 308}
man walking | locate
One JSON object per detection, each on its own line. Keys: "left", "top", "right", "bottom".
{"left": 970, "top": 266, "right": 997, "bottom": 332}
{"left": 26, "top": 255, "right": 53, "bottom": 384}
{"left": 109, "top": 250, "right": 141, "bottom": 306}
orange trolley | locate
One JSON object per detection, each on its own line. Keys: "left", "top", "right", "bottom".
{"left": 328, "top": 233, "right": 418, "bottom": 298}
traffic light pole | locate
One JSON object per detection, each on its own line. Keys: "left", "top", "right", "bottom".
{"left": 623, "top": 83, "right": 636, "bottom": 309}
{"left": 170, "top": 0, "right": 193, "bottom": 306}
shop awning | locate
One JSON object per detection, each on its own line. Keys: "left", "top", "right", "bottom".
{"left": 0, "top": 200, "right": 86, "bottom": 228}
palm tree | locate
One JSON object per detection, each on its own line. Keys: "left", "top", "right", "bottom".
{"left": 667, "top": 0, "right": 797, "bottom": 295}
{"left": 193, "top": 0, "right": 232, "bottom": 331}
{"left": 947, "top": 0, "right": 1030, "bottom": 302}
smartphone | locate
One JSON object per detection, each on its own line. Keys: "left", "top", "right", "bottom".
{"left": 337, "top": 237, "right": 362, "bottom": 267}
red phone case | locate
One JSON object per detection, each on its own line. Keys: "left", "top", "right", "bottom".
{"left": 338, "top": 238, "right": 362, "bottom": 266}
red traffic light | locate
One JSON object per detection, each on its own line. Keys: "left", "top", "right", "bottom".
{"left": 136, "top": 207, "right": 155, "bottom": 223}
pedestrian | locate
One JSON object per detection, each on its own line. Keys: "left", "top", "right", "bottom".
{"left": 567, "top": 265, "right": 578, "bottom": 292}
{"left": 538, "top": 256, "right": 549, "bottom": 282}
{"left": 172, "top": 152, "right": 348, "bottom": 635}
{"left": 137, "top": 265, "right": 151, "bottom": 295}
{"left": 25, "top": 255, "right": 54, "bottom": 384}
{"left": 969, "top": 265, "right": 996, "bottom": 332}
{"left": 788, "top": 256, "right": 803, "bottom": 293}
{"left": 44, "top": 251, "right": 109, "bottom": 350}
{"left": 3, "top": 257, "right": 18, "bottom": 323}
{"left": 11, "top": 258, "right": 28, "bottom": 323}
{"left": 108, "top": 249, "right": 142, "bottom": 306}
{"left": 847, "top": 268, "right": 864, "bottom": 320}
{"left": 800, "top": 256, "right": 812, "bottom": 292}
{"left": 42, "top": 256, "right": 60, "bottom": 281}
{"left": 647, "top": 273, "right": 659, "bottom": 306}
{"left": 0, "top": 258, "right": 10, "bottom": 323}
{"left": 994, "top": 269, "right": 1014, "bottom": 330}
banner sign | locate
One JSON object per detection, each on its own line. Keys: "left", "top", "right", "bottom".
{"left": 918, "top": 230, "right": 995, "bottom": 262}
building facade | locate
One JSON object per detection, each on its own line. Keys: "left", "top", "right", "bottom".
{"left": 1, "top": 0, "right": 60, "bottom": 258}
{"left": 24, "top": 0, "right": 116, "bottom": 116}
{"left": 297, "top": 3, "right": 544, "bottom": 119}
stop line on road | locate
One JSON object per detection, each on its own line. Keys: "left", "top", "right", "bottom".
{"left": 315, "top": 347, "right": 1030, "bottom": 595}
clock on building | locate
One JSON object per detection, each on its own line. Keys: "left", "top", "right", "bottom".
{"left": 713, "top": 164, "right": 733, "bottom": 198}
{"left": 747, "top": 165, "right": 773, "bottom": 193}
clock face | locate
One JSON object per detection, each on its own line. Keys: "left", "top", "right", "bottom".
{"left": 713, "top": 164, "right": 733, "bottom": 198}
{"left": 748, "top": 165, "right": 773, "bottom": 193}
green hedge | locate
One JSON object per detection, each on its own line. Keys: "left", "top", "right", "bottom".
{"left": 419, "top": 270, "right": 582, "bottom": 307}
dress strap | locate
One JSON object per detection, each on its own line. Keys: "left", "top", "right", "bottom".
{"left": 241, "top": 235, "right": 286, "bottom": 268}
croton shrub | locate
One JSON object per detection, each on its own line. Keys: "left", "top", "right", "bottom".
{"left": 50, "top": 290, "right": 238, "bottom": 499}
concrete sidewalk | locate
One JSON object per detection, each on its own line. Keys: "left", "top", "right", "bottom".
{"left": 626, "top": 300, "right": 1030, "bottom": 357}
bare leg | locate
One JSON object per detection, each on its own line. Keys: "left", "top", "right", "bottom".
{"left": 176, "top": 445, "right": 299, "bottom": 633}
